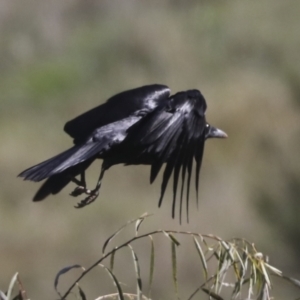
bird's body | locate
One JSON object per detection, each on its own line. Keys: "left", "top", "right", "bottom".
{"left": 19, "top": 84, "right": 227, "bottom": 220}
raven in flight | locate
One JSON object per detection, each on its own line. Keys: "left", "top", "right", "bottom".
{"left": 19, "top": 84, "right": 227, "bottom": 221}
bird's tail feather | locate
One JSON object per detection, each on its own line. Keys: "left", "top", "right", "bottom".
{"left": 18, "top": 143, "right": 101, "bottom": 182}
{"left": 33, "top": 172, "right": 72, "bottom": 201}
{"left": 19, "top": 146, "right": 81, "bottom": 181}
{"left": 32, "top": 158, "right": 95, "bottom": 201}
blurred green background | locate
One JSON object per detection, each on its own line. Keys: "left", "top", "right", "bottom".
{"left": 1, "top": 1, "right": 300, "bottom": 299}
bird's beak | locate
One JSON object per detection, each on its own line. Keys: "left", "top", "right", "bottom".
{"left": 206, "top": 126, "right": 228, "bottom": 139}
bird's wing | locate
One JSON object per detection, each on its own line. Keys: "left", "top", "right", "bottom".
{"left": 128, "top": 90, "right": 207, "bottom": 221}
{"left": 64, "top": 84, "right": 170, "bottom": 144}
{"left": 19, "top": 115, "right": 142, "bottom": 182}
{"left": 20, "top": 85, "right": 170, "bottom": 182}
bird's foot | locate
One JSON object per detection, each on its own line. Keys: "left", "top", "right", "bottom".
{"left": 74, "top": 189, "right": 99, "bottom": 208}
{"left": 70, "top": 186, "right": 91, "bottom": 197}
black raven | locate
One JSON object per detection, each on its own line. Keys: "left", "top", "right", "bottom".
{"left": 19, "top": 84, "right": 227, "bottom": 220}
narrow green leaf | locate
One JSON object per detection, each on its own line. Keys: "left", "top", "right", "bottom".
{"left": 102, "top": 224, "right": 130, "bottom": 255}
{"left": 220, "top": 241, "right": 230, "bottom": 251}
{"left": 265, "top": 263, "right": 282, "bottom": 276}
{"left": 232, "top": 247, "right": 248, "bottom": 298}
{"left": 202, "top": 288, "right": 224, "bottom": 300}
{"left": 163, "top": 231, "right": 180, "bottom": 246}
{"left": 6, "top": 272, "right": 18, "bottom": 300}
{"left": 54, "top": 264, "right": 84, "bottom": 295}
{"left": 214, "top": 252, "right": 221, "bottom": 292}
{"left": 148, "top": 235, "right": 155, "bottom": 296}
{"left": 135, "top": 219, "right": 144, "bottom": 236}
{"left": 102, "top": 214, "right": 152, "bottom": 254}
{"left": 252, "top": 261, "right": 257, "bottom": 284}
{"left": 110, "top": 250, "right": 116, "bottom": 272}
{"left": 260, "top": 262, "right": 271, "bottom": 288}
{"left": 215, "top": 248, "right": 232, "bottom": 294}
{"left": 214, "top": 246, "right": 221, "bottom": 261}
{"left": 193, "top": 236, "right": 208, "bottom": 281}
{"left": 0, "top": 290, "right": 8, "bottom": 300}
{"left": 171, "top": 241, "right": 179, "bottom": 298}
{"left": 257, "top": 280, "right": 269, "bottom": 300}
{"left": 77, "top": 284, "right": 87, "bottom": 300}
{"left": 221, "top": 241, "right": 235, "bottom": 264}
{"left": 201, "top": 236, "right": 214, "bottom": 251}
{"left": 128, "top": 245, "right": 142, "bottom": 300}
{"left": 255, "top": 267, "right": 264, "bottom": 295}
{"left": 99, "top": 264, "right": 124, "bottom": 300}
{"left": 215, "top": 245, "right": 225, "bottom": 293}
{"left": 242, "top": 247, "right": 249, "bottom": 277}
{"left": 232, "top": 281, "right": 240, "bottom": 298}
{"left": 135, "top": 213, "right": 151, "bottom": 236}
{"left": 236, "top": 249, "right": 246, "bottom": 270}
{"left": 95, "top": 293, "right": 152, "bottom": 300}
{"left": 248, "top": 276, "right": 254, "bottom": 299}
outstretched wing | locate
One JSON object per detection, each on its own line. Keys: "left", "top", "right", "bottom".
{"left": 19, "top": 84, "right": 171, "bottom": 188}
{"left": 19, "top": 115, "right": 142, "bottom": 182}
{"left": 64, "top": 84, "right": 170, "bottom": 144}
{"left": 128, "top": 89, "right": 207, "bottom": 222}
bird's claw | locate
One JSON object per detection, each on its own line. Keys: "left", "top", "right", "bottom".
{"left": 70, "top": 186, "right": 90, "bottom": 197}
{"left": 74, "top": 190, "right": 99, "bottom": 208}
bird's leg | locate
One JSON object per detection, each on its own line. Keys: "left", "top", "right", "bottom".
{"left": 74, "top": 167, "right": 106, "bottom": 208}
{"left": 70, "top": 172, "right": 88, "bottom": 197}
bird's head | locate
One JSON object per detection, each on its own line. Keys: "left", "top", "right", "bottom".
{"left": 205, "top": 123, "right": 228, "bottom": 140}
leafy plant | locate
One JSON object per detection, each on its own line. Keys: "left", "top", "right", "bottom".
{"left": 2, "top": 215, "right": 300, "bottom": 300}
{"left": 0, "top": 273, "right": 28, "bottom": 300}
{"left": 50, "top": 214, "right": 300, "bottom": 300}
